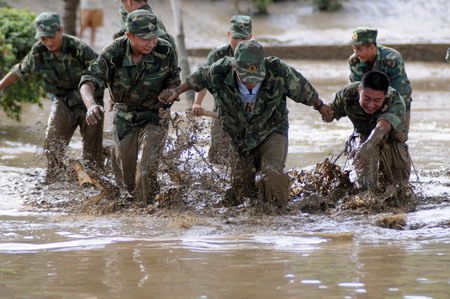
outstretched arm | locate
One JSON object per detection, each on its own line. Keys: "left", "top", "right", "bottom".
{"left": 0, "top": 72, "right": 20, "bottom": 92}
{"left": 80, "top": 82, "right": 104, "bottom": 125}
{"left": 352, "top": 119, "right": 392, "bottom": 170}
{"left": 192, "top": 89, "right": 207, "bottom": 116}
{"left": 313, "top": 99, "right": 334, "bottom": 122}
{"left": 158, "top": 82, "right": 192, "bottom": 104}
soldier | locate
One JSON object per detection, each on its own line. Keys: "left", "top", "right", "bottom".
{"left": 192, "top": 15, "right": 253, "bottom": 164}
{"left": 113, "top": 0, "right": 176, "bottom": 52}
{"left": 349, "top": 27, "right": 412, "bottom": 140}
{"left": 79, "top": 10, "right": 180, "bottom": 204}
{"left": 158, "top": 40, "right": 328, "bottom": 210}
{"left": 321, "top": 71, "right": 411, "bottom": 189}
{"left": 0, "top": 12, "right": 104, "bottom": 182}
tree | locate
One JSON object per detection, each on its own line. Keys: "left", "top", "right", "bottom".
{"left": 170, "top": 0, "right": 194, "bottom": 102}
{"left": 62, "top": 0, "right": 80, "bottom": 36}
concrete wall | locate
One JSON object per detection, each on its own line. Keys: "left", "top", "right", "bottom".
{"left": 188, "top": 43, "right": 449, "bottom": 62}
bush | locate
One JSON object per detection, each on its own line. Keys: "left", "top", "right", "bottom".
{"left": 0, "top": 7, "right": 46, "bottom": 121}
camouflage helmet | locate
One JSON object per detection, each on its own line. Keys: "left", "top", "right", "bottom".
{"left": 34, "top": 12, "right": 61, "bottom": 39}
{"left": 233, "top": 40, "right": 266, "bottom": 84}
{"left": 230, "top": 15, "right": 252, "bottom": 39}
{"left": 126, "top": 9, "right": 165, "bottom": 39}
{"left": 350, "top": 27, "right": 378, "bottom": 46}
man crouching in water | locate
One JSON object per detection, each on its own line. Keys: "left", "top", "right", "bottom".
{"left": 321, "top": 70, "right": 411, "bottom": 190}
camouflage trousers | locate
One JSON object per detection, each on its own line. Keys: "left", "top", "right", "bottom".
{"left": 208, "top": 118, "right": 233, "bottom": 165}
{"left": 44, "top": 100, "right": 103, "bottom": 180}
{"left": 229, "top": 133, "right": 290, "bottom": 208}
{"left": 349, "top": 133, "right": 411, "bottom": 189}
{"left": 112, "top": 121, "right": 167, "bottom": 204}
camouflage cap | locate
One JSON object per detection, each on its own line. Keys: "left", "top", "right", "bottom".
{"left": 126, "top": 9, "right": 165, "bottom": 40}
{"left": 34, "top": 12, "right": 61, "bottom": 39}
{"left": 350, "top": 27, "right": 378, "bottom": 46}
{"left": 233, "top": 40, "right": 266, "bottom": 84}
{"left": 230, "top": 15, "right": 252, "bottom": 38}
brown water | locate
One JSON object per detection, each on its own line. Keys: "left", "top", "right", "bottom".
{"left": 2, "top": 0, "right": 450, "bottom": 298}
{"left": 1, "top": 60, "right": 450, "bottom": 298}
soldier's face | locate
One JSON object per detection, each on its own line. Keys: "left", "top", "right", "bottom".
{"left": 40, "top": 28, "right": 64, "bottom": 53}
{"left": 228, "top": 32, "right": 252, "bottom": 52}
{"left": 352, "top": 44, "right": 376, "bottom": 63}
{"left": 127, "top": 34, "right": 158, "bottom": 54}
{"left": 358, "top": 86, "right": 386, "bottom": 114}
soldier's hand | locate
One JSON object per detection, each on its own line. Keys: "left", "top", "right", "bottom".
{"left": 191, "top": 103, "right": 204, "bottom": 116}
{"left": 86, "top": 104, "right": 104, "bottom": 125}
{"left": 319, "top": 105, "right": 334, "bottom": 122}
{"left": 351, "top": 143, "right": 370, "bottom": 170}
{"left": 158, "top": 88, "right": 179, "bottom": 104}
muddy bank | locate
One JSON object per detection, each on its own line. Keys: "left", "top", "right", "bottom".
{"left": 188, "top": 43, "right": 450, "bottom": 62}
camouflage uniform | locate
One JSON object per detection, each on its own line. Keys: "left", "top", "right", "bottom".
{"left": 202, "top": 15, "right": 252, "bottom": 165}
{"left": 187, "top": 40, "right": 320, "bottom": 207}
{"left": 349, "top": 28, "right": 412, "bottom": 139}
{"left": 80, "top": 10, "right": 180, "bottom": 203}
{"left": 12, "top": 13, "right": 104, "bottom": 179}
{"left": 329, "top": 82, "right": 411, "bottom": 188}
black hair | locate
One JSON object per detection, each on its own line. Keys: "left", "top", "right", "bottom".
{"left": 360, "top": 70, "right": 389, "bottom": 94}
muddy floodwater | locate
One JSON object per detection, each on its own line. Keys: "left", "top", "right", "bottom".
{"left": 1, "top": 59, "right": 450, "bottom": 298}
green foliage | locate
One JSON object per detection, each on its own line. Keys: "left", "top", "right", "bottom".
{"left": 252, "top": 0, "right": 273, "bottom": 14}
{"left": 0, "top": 7, "right": 46, "bottom": 121}
{"left": 313, "top": 0, "right": 343, "bottom": 11}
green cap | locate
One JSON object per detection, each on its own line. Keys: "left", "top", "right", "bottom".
{"left": 350, "top": 27, "right": 377, "bottom": 46}
{"left": 233, "top": 40, "right": 266, "bottom": 84}
{"left": 35, "top": 12, "right": 61, "bottom": 39}
{"left": 126, "top": 9, "right": 165, "bottom": 40}
{"left": 230, "top": 15, "right": 252, "bottom": 38}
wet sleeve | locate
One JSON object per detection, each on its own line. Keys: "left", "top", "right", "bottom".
{"left": 79, "top": 51, "right": 110, "bottom": 90}
{"left": 186, "top": 67, "right": 210, "bottom": 92}
{"left": 329, "top": 89, "right": 347, "bottom": 121}
{"left": 284, "top": 62, "right": 319, "bottom": 106}
{"left": 11, "top": 51, "right": 35, "bottom": 79}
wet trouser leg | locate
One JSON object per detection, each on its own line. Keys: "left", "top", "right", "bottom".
{"left": 44, "top": 100, "right": 78, "bottom": 179}
{"left": 255, "top": 133, "right": 289, "bottom": 207}
{"left": 114, "top": 122, "right": 167, "bottom": 203}
{"left": 380, "top": 140, "right": 411, "bottom": 187}
{"left": 230, "top": 133, "right": 289, "bottom": 207}
{"left": 77, "top": 107, "right": 104, "bottom": 170}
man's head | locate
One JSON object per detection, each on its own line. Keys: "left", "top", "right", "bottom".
{"left": 350, "top": 27, "right": 377, "bottom": 63}
{"left": 233, "top": 40, "right": 266, "bottom": 88}
{"left": 358, "top": 71, "right": 389, "bottom": 114}
{"left": 120, "top": 0, "right": 148, "bottom": 13}
{"left": 126, "top": 9, "right": 164, "bottom": 54}
{"left": 35, "top": 12, "right": 64, "bottom": 52}
{"left": 228, "top": 15, "right": 253, "bottom": 51}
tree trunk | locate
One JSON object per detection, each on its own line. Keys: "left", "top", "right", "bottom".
{"left": 63, "top": 0, "right": 80, "bottom": 36}
{"left": 169, "top": 0, "right": 194, "bottom": 102}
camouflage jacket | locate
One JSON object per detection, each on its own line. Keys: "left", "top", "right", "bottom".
{"left": 330, "top": 82, "right": 406, "bottom": 139}
{"left": 349, "top": 45, "right": 412, "bottom": 108}
{"left": 80, "top": 36, "right": 180, "bottom": 140}
{"left": 187, "top": 56, "right": 319, "bottom": 157}
{"left": 12, "top": 34, "right": 101, "bottom": 107}
{"left": 114, "top": 3, "right": 177, "bottom": 54}
{"left": 204, "top": 43, "right": 234, "bottom": 66}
